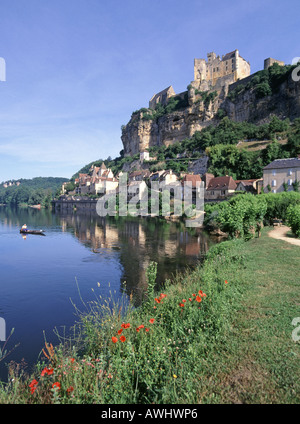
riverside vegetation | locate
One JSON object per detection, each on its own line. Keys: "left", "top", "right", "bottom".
{"left": 0, "top": 191, "right": 299, "bottom": 404}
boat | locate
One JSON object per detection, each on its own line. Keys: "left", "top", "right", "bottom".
{"left": 20, "top": 229, "right": 45, "bottom": 236}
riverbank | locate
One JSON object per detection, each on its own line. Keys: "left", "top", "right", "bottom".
{"left": 0, "top": 227, "right": 299, "bottom": 404}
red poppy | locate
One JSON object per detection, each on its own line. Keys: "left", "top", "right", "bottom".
{"left": 225, "top": 280, "right": 228, "bottom": 284}
{"left": 196, "top": 295, "right": 202, "bottom": 303}
{"left": 70, "top": 358, "right": 75, "bottom": 363}
{"left": 154, "top": 298, "right": 161, "bottom": 303}
{"left": 179, "top": 303, "right": 185, "bottom": 307}
{"left": 120, "top": 336, "right": 126, "bottom": 342}
{"left": 29, "top": 379, "right": 38, "bottom": 393}
{"left": 52, "top": 382, "right": 61, "bottom": 390}
{"left": 111, "top": 336, "right": 118, "bottom": 343}
{"left": 160, "top": 293, "right": 167, "bottom": 299}
{"left": 192, "top": 293, "right": 196, "bottom": 297}
{"left": 117, "top": 329, "right": 123, "bottom": 335}
{"left": 67, "top": 386, "right": 74, "bottom": 395}
{"left": 149, "top": 318, "right": 155, "bottom": 324}
{"left": 189, "top": 298, "right": 192, "bottom": 301}
{"left": 41, "top": 367, "right": 53, "bottom": 377}
{"left": 182, "top": 299, "right": 187, "bottom": 303}
{"left": 145, "top": 328, "right": 150, "bottom": 332}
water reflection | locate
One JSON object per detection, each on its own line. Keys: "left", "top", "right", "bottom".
{"left": 0, "top": 207, "right": 218, "bottom": 305}
{"left": 56, "top": 210, "right": 217, "bottom": 304}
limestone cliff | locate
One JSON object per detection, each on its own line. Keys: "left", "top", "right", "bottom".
{"left": 121, "top": 68, "right": 300, "bottom": 156}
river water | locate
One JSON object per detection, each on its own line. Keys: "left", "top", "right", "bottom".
{"left": 0, "top": 206, "right": 218, "bottom": 378}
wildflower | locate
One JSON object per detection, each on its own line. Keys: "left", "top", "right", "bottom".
{"left": 154, "top": 298, "right": 161, "bottom": 304}
{"left": 120, "top": 336, "right": 126, "bottom": 342}
{"left": 41, "top": 367, "right": 54, "bottom": 377}
{"left": 117, "top": 329, "right": 123, "bottom": 335}
{"left": 179, "top": 303, "right": 185, "bottom": 307}
{"left": 111, "top": 336, "right": 118, "bottom": 343}
{"left": 192, "top": 293, "right": 196, "bottom": 297}
{"left": 173, "top": 374, "right": 177, "bottom": 379}
{"left": 145, "top": 328, "right": 150, "bottom": 332}
{"left": 182, "top": 299, "right": 187, "bottom": 303}
{"left": 160, "top": 293, "right": 167, "bottom": 299}
{"left": 189, "top": 298, "right": 192, "bottom": 301}
{"left": 196, "top": 295, "right": 202, "bottom": 303}
{"left": 70, "top": 358, "right": 75, "bottom": 363}
{"left": 138, "top": 324, "right": 145, "bottom": 329}
{"left": 121, "top": 323, "right": 130, "bottom": 329}
{"left": 29, "top": 379, "right": 38, "bottom": 394}
{"left": 149, "top": 318, "right": 155, "bottom": 324}
{"left": 52, "top": 382, "right": 61, "bottom": 390}
{"left": 225, "top": 280, "right": 228, "bottom": 284}
{"left": 67, "top": 386, "right": 74, "bottom": 395}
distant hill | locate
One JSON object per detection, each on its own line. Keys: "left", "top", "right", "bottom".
{"left": 0, "top": 177, "right": 69, "bottom": 206}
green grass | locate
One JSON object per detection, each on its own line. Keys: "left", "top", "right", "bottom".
{"left": 0, "top": 228, "right": 299, "bottom": 404}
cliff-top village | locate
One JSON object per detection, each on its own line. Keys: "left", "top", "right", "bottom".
{"left": 60, "top": 50, "right": 300, "bottom": 206}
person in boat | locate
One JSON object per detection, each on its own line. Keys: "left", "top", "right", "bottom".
{"left": 21, "top": 224, "right": 27, "bottom": 232}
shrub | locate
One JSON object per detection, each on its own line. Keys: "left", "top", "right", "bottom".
{"left": 287, "top": 204, "right": 300, "bottom": 237}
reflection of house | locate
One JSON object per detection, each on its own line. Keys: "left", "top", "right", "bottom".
{"left": 235, "top": 178, "right": 263, "bottom": 194}
{"left": 205, "top": 176, "right": 237, "bottom": 200}
{"left": 263, "top": 157, "right": 300, "bottom": 193}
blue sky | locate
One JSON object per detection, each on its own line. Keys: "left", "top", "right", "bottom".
{"left": 0, "top": 0, "right": 299, "bottom": 181}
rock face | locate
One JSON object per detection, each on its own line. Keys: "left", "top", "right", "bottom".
{"left": 121, "top": 72, "right": 300, "bottom": 156}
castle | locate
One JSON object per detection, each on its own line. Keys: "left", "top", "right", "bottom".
{"left": 192, "top": 49, "right": 250, "bottom": 91}
{"left": 148, "top": 50, "right": 285, "bottom": 108}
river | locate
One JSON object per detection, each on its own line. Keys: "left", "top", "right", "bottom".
{"left": 0, "top": 205, "right": 218, "bottom": 379}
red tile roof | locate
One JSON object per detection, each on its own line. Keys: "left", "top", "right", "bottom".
{"left": 207, "top": 176, "right": 237, "bottom": 191}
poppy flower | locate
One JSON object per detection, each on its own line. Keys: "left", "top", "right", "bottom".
{"left": 52, "top": 382, "right": 61, "bottom": 390}
{"left": 154, "top": 298, "right": 161, "bottom": 303}
{"left": 121, "top": 322, "right": 130, "bottom": 329}
{"left": 67, "top": 386, "right": 74, "bottom": 395}
{"left": 145, "top": 328, "right": 150, "bottom": 332}
{"left": 70, "top": 358, "right": 75, "bottom": 363}
{"left": 117, "top": 329, "right": 123, "bottom": 335}
{"left": 120, "top": 336, "right": 126, "bottom": 342}
{"left": 182, "top": 299, "right": 187, "bottom": 303}
{"left": 29, "top": 379, "right": 38, "bottom": 393}
{"left": 189, "top": 298, "right": 192, "bottom": 301}
{"left": 111, "top": 336, "right": 118, "bottom": 343}
{"left": 192, "top": 293, "right": 196, "bottom": 297}
{"left": 225, "top": 280, "right": 228, "bottom": 284}
{"left": 41, "top": 367, "right": 53, "bottom": 377}
{"left": 138, "top": 324, "right": 145, "bottom": 329}
{"left": 160, "top": 293, "right": 167, "bottom": 299}
{"left": 196, "top": 295, "right": 202, "bottom": 303}
{"left": 149, "top": 318, "right": 155, "bottom": 324}
{"left": 179, "top": 303, "right": 185, "bottom": 307}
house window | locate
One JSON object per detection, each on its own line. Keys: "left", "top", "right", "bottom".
{"left": 288, "top": 179, "right": 293, "bottom": 186}
{"left": 272, "top": 180, "right": 276, "bottom": 187}
{"left": 288, "top": 169, "right": 293, "bottom": 176}
{"left": 272, "top": 170, "right": 276, "bottom": 176}
{"left": 272, "top": 189, "right": 277, "bottom": 193}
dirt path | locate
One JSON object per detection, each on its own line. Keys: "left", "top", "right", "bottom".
{"left": 268, "top": 225, "right": 300, "bottom": 246}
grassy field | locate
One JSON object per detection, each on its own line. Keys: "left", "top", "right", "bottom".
{"left": 0, "top": 227, "right": 299, "bottom": 404}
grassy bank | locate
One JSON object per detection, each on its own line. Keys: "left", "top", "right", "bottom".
{"left": 0, "top": 228, "right": 299, "bottom": 404}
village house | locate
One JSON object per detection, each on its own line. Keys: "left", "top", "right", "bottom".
{"left": 128, "top": 170, "right": 151, "bottom": 182}
{"left": 205, "top": 175, "right": 237, "bottom": 200}
{"left": 235, "top": 178, "right": 263, "bottom": 194}
{"left": 182, "top": 174, "right": 202, "bottom": 203}
{"left": 76, "top": 163, "right": 118, "bottom": 196}
{"left": 263, "top": 157, "right": 300, "bottom": 193}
